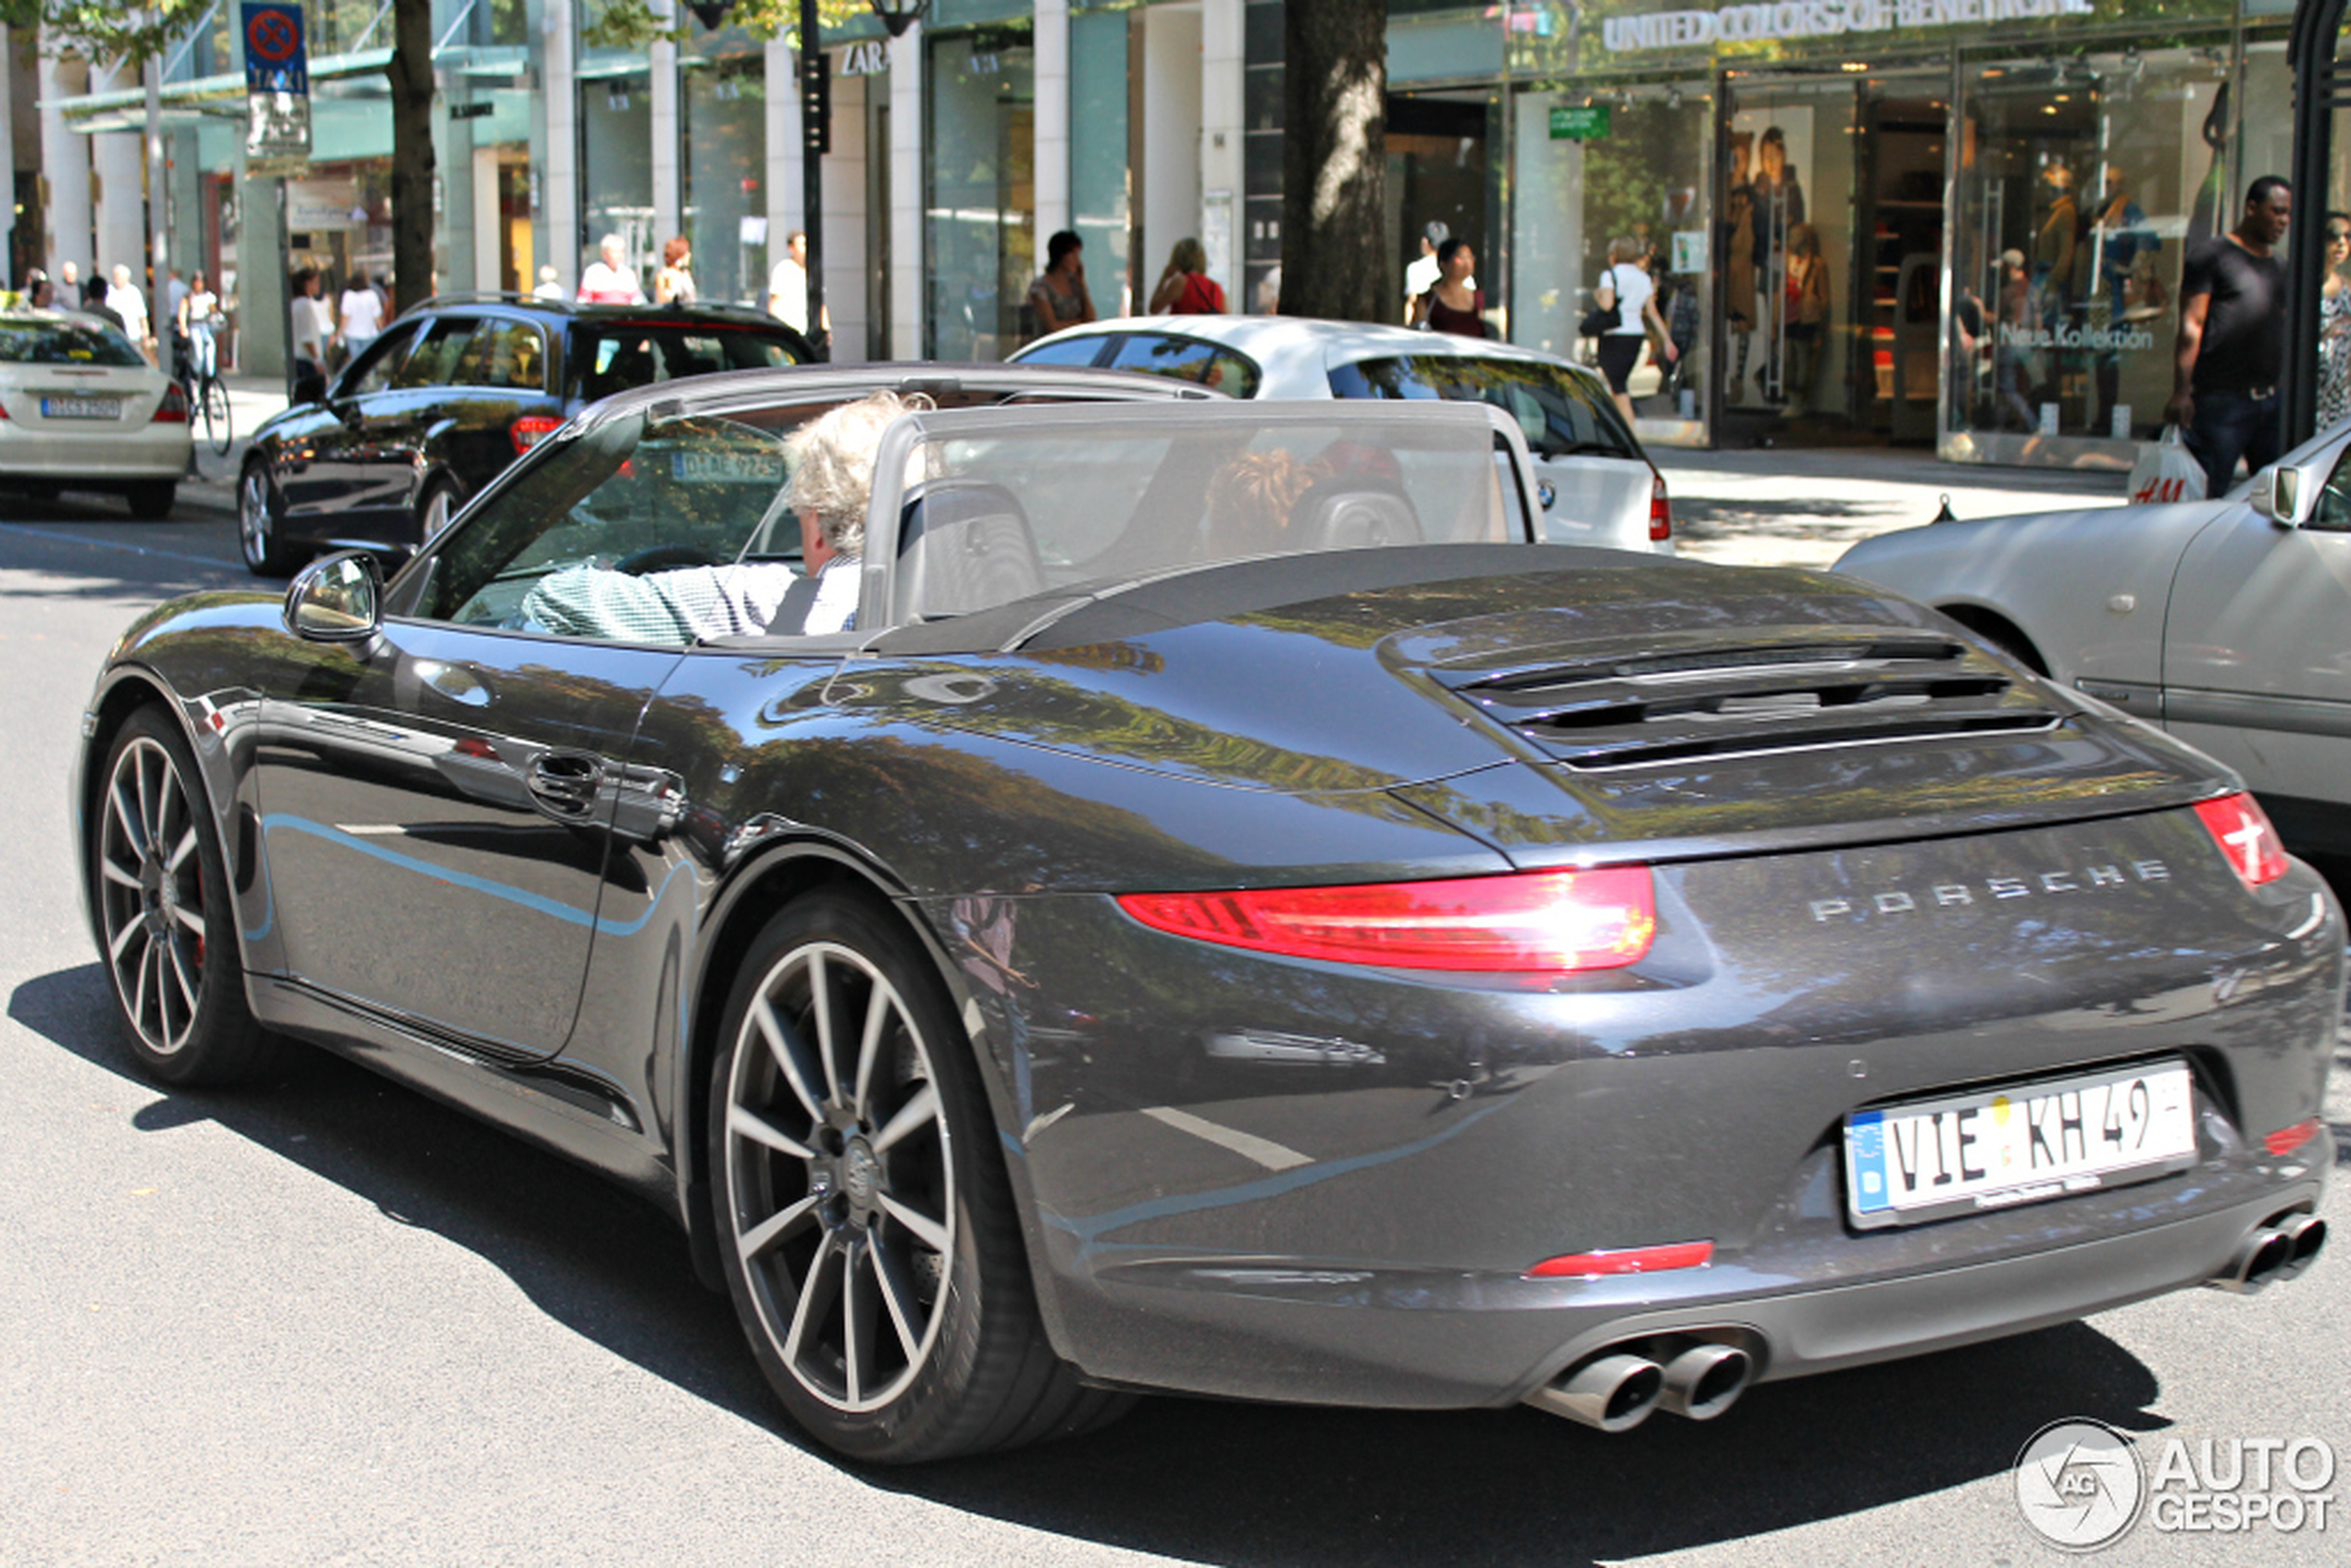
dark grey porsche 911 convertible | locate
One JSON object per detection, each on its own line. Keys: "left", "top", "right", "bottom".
{"left": 76, "top": 365, "right": 2337, "bottom": 1463}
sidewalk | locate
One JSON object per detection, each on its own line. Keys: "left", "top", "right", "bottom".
{"left": 177, "top": 375, "right": 293, "bottom": 516}
{"left": 1659, "top": 446, "right": 2129, "bottom": 572}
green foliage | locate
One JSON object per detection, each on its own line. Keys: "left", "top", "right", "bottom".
{"left": 15, "top": 0, "right": 217, "bottom": 70}
{"left": 580, "top": 0, "right": 870, "bottom": 52}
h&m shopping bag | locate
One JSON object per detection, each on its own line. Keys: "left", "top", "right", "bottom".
{"left": 2129, "top": 427, "right": 2207, "bottom": 504}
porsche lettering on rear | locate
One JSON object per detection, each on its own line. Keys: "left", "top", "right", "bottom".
{"left": 1810, "top": 858, "right": 2171, "bottom": 921}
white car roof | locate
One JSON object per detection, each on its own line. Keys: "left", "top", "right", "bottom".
{"left": 1019, "top": 314, "right": 1604, "bottom": 397}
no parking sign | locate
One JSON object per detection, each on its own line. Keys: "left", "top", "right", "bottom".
{"left": 243, "top": 2, "right": 311, "bottom": 172}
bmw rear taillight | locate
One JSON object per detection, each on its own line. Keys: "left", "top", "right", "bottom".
{"left": 512, "top": 415, "right": 564, "bottom": 454}
{"left": 153, "top": 383, "right": 189, "bottom": 423}
{"left": 1648, "top": 467, "right": 1672, "bottom": 542}
{"left": 2194, "top": 792, "right": 2288, "bottom": 887}
{"left": 1116, "top": 865, "right": 1657, "bottom": 973}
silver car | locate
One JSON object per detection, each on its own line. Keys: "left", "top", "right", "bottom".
{"left": 1013, "top": 315, "right": 1673, "bottom": 555}
{"left": 1834, "top": 422, "right": 2351, "bottom": 855}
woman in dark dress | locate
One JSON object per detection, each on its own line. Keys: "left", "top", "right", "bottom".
{"left": 1408, "top": 239, "right": 1487, "bottom": 337}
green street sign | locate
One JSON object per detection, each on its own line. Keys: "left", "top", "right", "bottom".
{"left": 1549, "top": 105, "right": 1611, "bottom": 142}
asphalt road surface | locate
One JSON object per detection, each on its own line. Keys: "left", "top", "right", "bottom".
{"left": 4, "top": 503, "right": 2345, "bottom": 1568}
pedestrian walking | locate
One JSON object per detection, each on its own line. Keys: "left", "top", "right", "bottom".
{"left": 578, "top": 234, "right": 645, "bottom": 305}
{"left": 81, "top": 276, "right": 124, "bottom": 331}
{"left": 290, "top": 268, "right": 331, "bottom": 388}
{"left": 1408, "top": 238, "right": 1488, "bottom": 339}
{"left": 2319, "top": 213, "right": 2351, "bottom": 431}
{"left": 2166, "top": 176, "right": 2292, "bottom": 496}
{"left": 533, "top": 265, "right": 566, "bottom": 301}
{"left": 1588, "top": 236, "right": 1675, "bottom": 426}
{"left": 106, "top": 265, "right": 153, "bottom": 361}
{"left": 654, "top": 236, "right": 698, "bottom": 305}
{"left": 1147, "top": 238, "right": 1225, "bottom": 315}
{"left": 338, "top": 270, "right": 386, "bottom": 363}
{"left": 1401, "top": 222, "right": 1453, "bottom": 323}
{"left": 768, "top": 230, "right": 811, "bottom": 331}
{"left": 23, "top": 268, "right": 53, "bottom": 309}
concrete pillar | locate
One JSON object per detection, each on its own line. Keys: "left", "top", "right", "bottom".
{"left": 38, "top": 41, "right": 93, "bottom": 281}
{"left": 543, "top": 0, "right": 580, "bottom": 293}
{"left": 651, "top": 32, "right": 680, "bottom": 243}
{"left": 1033, "top": 0, "right": 1068, "bottom": 242}
{"left": 1200, "top": 0, "right": 1244, "bottom": 292}
{"left": 1137, "top": 5, "right": 1201, "bottom": 285}
{"left": 239, "top": 166, "right": 289, "bottom": 378}
{"left": 889, "top": 25, "right": 921, "bottom": 358}
{"left": 821, "top": 73, "right": 866, "bottom": 362}
{"left": 92, "top": 62, "right": 145, "bottom": 288}
{"left": 474, "top": 145, "right": 504, "bottom": 291}
{"left": 766, "top": 35, "right": 799, "bottom": 245}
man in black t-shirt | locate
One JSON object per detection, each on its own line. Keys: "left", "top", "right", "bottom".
{"left": 2167, "top": 177, "right": 2293, "bottom": 496}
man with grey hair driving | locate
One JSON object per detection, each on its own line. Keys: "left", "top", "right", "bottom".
{"left": 767, "top": 389, "right": 925, "bottom": 636}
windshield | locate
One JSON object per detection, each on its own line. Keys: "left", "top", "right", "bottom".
{"left": 1327, "top": 355, "right": 1638, "bottom": 461}
{"left": 0, "top": 317, "right": 149, "bottom": 367}
{"left": 880, "top": 404, "right": 1519, "bottom": 625}
{"left": 566, "top": 323, "right": 808, "bottom": 404}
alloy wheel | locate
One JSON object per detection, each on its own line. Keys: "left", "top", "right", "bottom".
{"left": 421, "top": 485, "right": 454, "bottom": 541}
{"left": 238, "top": 469, "right": 272, "bottom": 568}
{"left": 95, "top": 736, "right": 209, "bottom": 1055}
{"left": 724, "top": 940, "right": 956, "bottom": 1412}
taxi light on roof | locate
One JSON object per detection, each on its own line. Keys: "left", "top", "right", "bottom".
{"left": 2194, "top": 792, "right": 2288, "bottom": 887}
{"left": 1117, "top": 865, "right": 1656, "bottom": 973}
{"left": 1525, "top": 1240, "right": 1714, "bottom": 1279}
{"left": 2264, "top": 1118, "right": 2320, "bottom": 1157}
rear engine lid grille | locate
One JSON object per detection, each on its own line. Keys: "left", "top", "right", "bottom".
{"left": 1431, "top": 633, "right": 2064, "bottom": 769}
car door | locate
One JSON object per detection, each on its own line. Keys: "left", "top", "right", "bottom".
{"left": 276, "top": 320, "right": 422, "bottom": 526}
{"left": 2161, "top": 438, "right": 2351, "bottom": 841}
{"left": 431, "top": 316, "right": 554, "bottom": 500}
{"left": 250, "top": 408, "right": 717, "bottom": 1060}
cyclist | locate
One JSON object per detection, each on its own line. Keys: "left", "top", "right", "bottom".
{"left": 177, "top": 271, "right": 221, "bottom": 386}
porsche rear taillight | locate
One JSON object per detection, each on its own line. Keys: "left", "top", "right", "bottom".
{"left": 1648, "top": 467, "right": 1671, "bottom": 542}
{"left": 2194, "top": 792, "right": 2288, "bottom": 887}
{"left": 153, "top": 383, "right": 189, "bottom": 423}
{"left": 512, "top": 415, "right": 564, "bottom": 454}
{"left": 1116, "top": 865, "right": 1657, "bottom": 973}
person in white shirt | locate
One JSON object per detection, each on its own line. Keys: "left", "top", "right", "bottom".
{"left": 1401, "top": 222, "right": 1475, "bottom": 324}
{"left": 338, "top": 271, "right": 387, "bottom": 362}
{"left": 532, "top": 265, "right": 566, "bottom": 300}
{"left": 106, "top": 265, "right": 153, "bottom": 360}
{"left": 766, "top": 230, "right": 829, "bottom": 338}
{"left": 1593, "top": 237, "right": 1678, "bottom": 428}
{"left": 290, "top": 268, "right": 332, "bottom": 384}
{"left": 578, "top": 234, "right": 645, "bottom": 305}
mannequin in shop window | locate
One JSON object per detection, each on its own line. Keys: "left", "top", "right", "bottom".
{"left": 1781, "top": 223, "right": 1830, "bottom": 417}
{"left": 1749, "top": 126, "right": 1804, "bottom": 403}
{"left": 1720, "top": 132, "right": 1758, "bottom": 402}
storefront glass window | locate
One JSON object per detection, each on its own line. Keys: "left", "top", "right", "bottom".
{"left": 1513, "top": 87, "right": 1709, "bottom": 434}
{"left": 1950, "top": 46, "right": 2232, "bottom": 454}
{"left": 1069, "top": 11, "right": 1132, "bottom": 318}
{"left": 926, "top": 24, "right": 1035, "bottom": 360}
{"left": 580, "top": 69, "right": 656, "bottom": 291}
{"left": 683, "top": 44, "right": 768, "bottom": 307}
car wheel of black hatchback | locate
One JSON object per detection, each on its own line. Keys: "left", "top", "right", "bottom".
{"left": 709, "top": 890, "right": 1126, "bottom": 1462}
{"left": 417, "top": 477, "right": 462, "bottom": 545}
{"left": 239, "top": 465, "right": 296, "bottom": 576}
{"left": 91, "top": 708, "right": 279, "bottom": 1085}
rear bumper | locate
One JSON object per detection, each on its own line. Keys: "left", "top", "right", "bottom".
{"left": 0, "top": 421, "right": 191, "bottom": 481}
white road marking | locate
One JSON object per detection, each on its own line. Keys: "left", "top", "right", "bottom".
{"left": 1141, "top": 1105, "right": 1311, "bottom": 1171}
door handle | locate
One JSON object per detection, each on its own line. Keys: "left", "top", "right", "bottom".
{"left": 527, "top": 751, "right": 604, "bottom": 822}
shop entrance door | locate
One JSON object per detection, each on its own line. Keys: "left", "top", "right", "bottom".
{"left": 1717, "top": 72, "right": 1947, "bottom": 446}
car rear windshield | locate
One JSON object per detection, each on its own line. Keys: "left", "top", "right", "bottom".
{"left": 1326, "top": 355, "right": 1637, "bottom": 461}
{"left": 566, "top": 323, "right": 807, "bottom": 404}
{"left": 0, "top": 318, "right": 148, "bottom": 367}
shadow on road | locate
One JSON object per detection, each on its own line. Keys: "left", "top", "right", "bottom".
{"left": 12, "top": 960, "right": 2178, "bottom": 1565}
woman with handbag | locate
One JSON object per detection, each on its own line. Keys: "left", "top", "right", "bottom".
{"left": 1588, "top": 237, "right": 1677, "bottom": 427}
{"left": 1148, "top": 238, "right": 1227, "bottom": 315}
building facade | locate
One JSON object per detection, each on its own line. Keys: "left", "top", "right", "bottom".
{"left": 34, "top": 0, "right": 2316, "bottom": 468}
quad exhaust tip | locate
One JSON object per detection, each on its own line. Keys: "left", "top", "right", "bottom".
{"left": 2208, "top": 1213, "right": 2326, "bottom": 1293}
{"left": 1526, "top": 1339, "right": 1755, "bottom": 1432}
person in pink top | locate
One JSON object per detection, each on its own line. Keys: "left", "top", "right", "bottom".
{"left": 577, "top": 234, "right": 645, "bottom": 305}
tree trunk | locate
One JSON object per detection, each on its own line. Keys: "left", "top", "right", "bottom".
{"left": 387, "top": 0, "right": 437, "bottom": 312}
{"left": 1277, "top": 0, "right": 1386, "bottom": 323}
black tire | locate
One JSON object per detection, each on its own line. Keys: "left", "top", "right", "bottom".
{"left": 708, "top": 890, "right": 1126, "bottom": 1462}
{"left": 416, "top": 476, "right": 462, "bottom": 546}
{"left": 239, "top": 463, "right": 297, "bottom": 576}
{"left": 202, "top": 379, "right": 233, "bottom": 457}
{"left": 89, "top": 707, "right": 280, "bottom": 1086}
{"left": 126, "top": 481, "right": 176, "bottom": 521}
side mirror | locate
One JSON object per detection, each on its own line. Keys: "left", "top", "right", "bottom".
{"left": 2250, "top": 464, "right": 2307, "bottom": 526}
{"left": 284, "top": 551, "right": 384, "bottom": 643}
{"left": 292, "top": 369, "right": 329, "bottom": 405}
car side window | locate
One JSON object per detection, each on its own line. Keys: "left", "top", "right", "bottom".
{"left": 394, "top": 318, "right": 478, "bottom": 390}
{"left": 1110, "top": 333, "right": 1216, "bottom": 382}
{"left": 419, "top": 410, "right": 801, "bottom": 646}
{"left": 448, "top": 320, "right": 547, "bottom": 392}
{"left": 1014, "top": 334, "right": 1110, "bottom": 368}
{"left": 342, "top": 322, "right": 421, "bottom": 398}
{"left": 2313, "top": 445, "right": 2351, "bottom": 532}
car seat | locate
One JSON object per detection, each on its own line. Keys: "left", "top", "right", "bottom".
{"left": 1288, "top": 473, "right": 1423, "bottom": 551}
{"left": 896, "top": 479, "right": 1045, "bottom": 618}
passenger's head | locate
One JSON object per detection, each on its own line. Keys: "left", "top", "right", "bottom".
{"left": 1047, "top": 230, "right": 1084, "bottom": 273}
{"left": 783, "top": 390, "right": 931, "bottom": 566}
{"left": 1165, "top": 237, "right": 1206, "bottom": 277}
{"left": 1204, "top": 448, "right": 1317, "bottom": 558}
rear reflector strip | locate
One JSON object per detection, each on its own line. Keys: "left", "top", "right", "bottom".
{"left": 2264, "top": 1118, "right": 2320, "bottom": 1157}
{"left": 1526, "top": 1240, "right": 1714, "bottom": 1279}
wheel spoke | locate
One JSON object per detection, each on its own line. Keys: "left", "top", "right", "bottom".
{"left": 852, "top": 980, "right": 893, "bottom": 1119}
{"left": 728, "top": 1102, "right": 817, "bottom": 1161}
{"left": 155, "top": 761, "right": 180, "bottom": 847}
{"left": 752, "top": 995, "right": 827, "bottom": 1125}
{"left": 870, "top": 1082, "right": 939, "bottom": 1156}
{"left": 808, "top": 950, "right": 841, "bottom": 1105}
{"left": 781, "top": 1235, "right": 842, "bottom": 1370}
{"left": 108, "top": 778, "right": 144, "bottom": 857}
{"left": 869, "top": 1238, "right": 925, "bottom": 1362}
{"left": 877, "top": 1193, "right": 950, "bottom": 1255}
{"left": 736, "top": 1193, "right": 819, "bottom": 1262}
{"left": 169, "top": 904, "right": 206, "bottom": 936}
{"left": 109, "top": 915, "right": 143, "bottom": 962}
{"left": 841, "top": 1239, "right": 873, "bottom": 1405}
{"left": 166, "top": 826, "right": 198, "bottom": 873}
{"left": 134, "top": 752, "right": 157, "bottom": 853}
{"left": 131, "top": 936, "right": 155, "bottom": 1032}
{"left": 101, "top": 858, "right": 143, "bottom": 890}
{"left": 166, "top": 934, "right": 200, "bottom": 1018}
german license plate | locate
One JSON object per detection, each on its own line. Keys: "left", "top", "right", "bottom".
{"left": 1843, "top": 1061, "right": 2196, "bottom": 1228}
{"left": 672, "top": 449, "right": 779, "bottom": 483}
{"left": 41, "top": 395, "right": 120, "bottom": 420}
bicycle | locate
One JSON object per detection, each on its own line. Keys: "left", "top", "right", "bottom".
{"left": 172, "top": 332, "right": 233, "bottom": 458}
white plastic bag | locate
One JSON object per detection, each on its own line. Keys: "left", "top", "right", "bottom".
{"left": 2129, "top": 427, "right": 2207, "bottom": 504}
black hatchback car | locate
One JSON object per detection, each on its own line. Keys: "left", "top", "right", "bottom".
{"left": 237, "top": 293, "right": 813, "bottom": 575}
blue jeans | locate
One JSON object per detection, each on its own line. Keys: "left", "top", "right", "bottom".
{"left": 187, "top": 324, "right": 217, "bottom": 380}
{"left": 2184, "top": 388, "right": 2281, "bottom": 498}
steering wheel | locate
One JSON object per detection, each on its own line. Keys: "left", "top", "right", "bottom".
{"left": 615, "top": 543, "right": 726, "bottom": 576}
